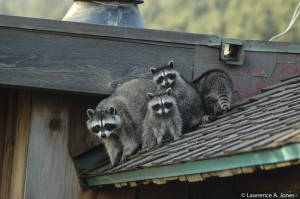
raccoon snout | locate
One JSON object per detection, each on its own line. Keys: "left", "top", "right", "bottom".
{"left": 161, "top": 111, "right": 166, "bottom": 115}
{"left": 100, "top": 133, "right": 107, "bottom": 138}
{"left": 165, "top": 82, "right": 170, "bottom": 86}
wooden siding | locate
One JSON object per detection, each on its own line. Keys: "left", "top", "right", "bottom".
{"left": 0, "top": 90, "right": 90, "bottom": 199}
{"left": 10, "top": 91, "right": 31, "bottom": 199}
{"left": 24, "top": 92, "right": 80, "bottom": 198}
{"left": 0, "top": 90, "right": 18, "bottom": 199}
{"left": 0, "top": 89, "right": 10, "bottom": 196}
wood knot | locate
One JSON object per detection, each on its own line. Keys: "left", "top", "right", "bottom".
{"left": 49, "top": 118, "right": 61, "bottom": 131}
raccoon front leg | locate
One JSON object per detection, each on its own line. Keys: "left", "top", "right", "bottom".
{"left": 120, "top": 136, "right": 140, "bottom": 164}
{"left": 169, "top": 122, "right": 182, "bottom": 141}
{"left": 140, "top": 123, "right": 157, "bottom": 153}
{"left": 154, "top": 128, "right": 165, "bottom": 146}
{"left": 120, "top": 144, "right": 137, "bottom": 164}
{"left": 104, "top": 142, "right": 122, "bottom": 167}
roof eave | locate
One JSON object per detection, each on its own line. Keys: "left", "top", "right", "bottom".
{"left": 86, "top": 142, "right": 300, "bottom": 186}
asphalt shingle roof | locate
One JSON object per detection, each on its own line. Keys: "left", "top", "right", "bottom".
{"left": 84, "top": 75, "right": 300, "bottom": 184}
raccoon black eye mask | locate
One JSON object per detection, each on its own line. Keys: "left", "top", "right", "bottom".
{"left": 140, "top": 88, "right": 182, "bottom": 153}
{"left": 164, "top": 102, "right": 173, "bottom": 109}
{"left": 150, "top": 60, "right": 207, "bottom": 132}
{"left": 167, "top": 73, "right": 176, "bottom": 80}
{"left": 104, "top": 123, "right": 116, "bottom": 131}
{"left": 152, "top": 104, "right": 160, "bottom": 111}
{"left": 157, "top": 76, "right": 164, "bottom": 84}
{"left": 92, "top": 125, "right": 100, "bottom": 133}
{"left": 91, "top": 123, "right": 116, "bottom": 133}
{"left": 87, "top": 78, "right": 157, "bottom": 166}
{"left": 151, "top": 61, "right": 177, "bottom": 87}
{"left": 152, "top": 102, "right": 173, "bottom": 112}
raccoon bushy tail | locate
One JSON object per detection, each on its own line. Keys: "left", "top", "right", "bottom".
{"left": 218, "top": 91, "right": 232, "bottom": 111}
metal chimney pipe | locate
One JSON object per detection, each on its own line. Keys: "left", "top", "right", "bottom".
{"left": 63, "top": 0, "right": 145, "bottom": 28}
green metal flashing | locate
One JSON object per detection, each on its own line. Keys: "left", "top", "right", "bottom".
{"left": 86, "top": 143, "right": 300, "bottom": 186}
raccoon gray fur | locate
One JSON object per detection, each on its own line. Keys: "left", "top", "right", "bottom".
{"left": 150, "top": 60, "right": 206, "bottom": 132}
{"left": 86, "top": 79, "right": 156, "bottom": 167}
{"left": 141, "top": 88, "right": 182, "bottom": 152}
{"left": 193, "top": 69, "right": 233, "bottom": 117}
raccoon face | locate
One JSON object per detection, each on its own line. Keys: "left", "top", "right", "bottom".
{"left": 147, "top": 88, "right": 176, "bottom": 115}
{"left": 151, "top": 60, "right": 177, "bottom": 88}
{"left": 86, "top": 107, "right": 121, "bottom": 139}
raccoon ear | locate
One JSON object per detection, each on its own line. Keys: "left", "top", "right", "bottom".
{"left": 87, "top": 109, "right": 95, "bottom": 119}
{"left": 108, "top": 106, "right": 117, "bottom": 115}
{"left": 166, "top": 88, "right": 172, "bottom": 95}
{"left": 150, "top": 67, "right": 157, "bottom": 75}
{"left": 168, "top": 60, "right": 174, "bottom": 68}
{"left": 147, "top": 93, "right": 154, "bottom": 100}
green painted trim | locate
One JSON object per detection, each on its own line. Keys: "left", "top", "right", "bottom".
{"left": 86, "top": 143, "right": 300, "bottom": 186}
{"left": 73, "top": 144, "right": 109, "bottom": 172}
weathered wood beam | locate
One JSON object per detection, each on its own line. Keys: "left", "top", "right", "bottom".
{"left": 0, "top": 15, "right": 221, "bottom": 95}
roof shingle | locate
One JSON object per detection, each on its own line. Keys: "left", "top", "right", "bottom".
{"left": 84, "top": 76, "right": 300, "bottom": 186}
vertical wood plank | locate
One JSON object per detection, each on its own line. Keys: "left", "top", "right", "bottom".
{"left": 9, "top": 91, "right": 32, "bottom": 199}
{"left": 202, "top": 177, "right": 236, "bottom": 199}
{"left": 137, "top": 181, "right": 189, "bottom": 199}
{"left": 0, "top": 90, "right": 18, "bottom": 199}
{"left": 237, "top": 165, "right": 300, "bottom": 193}
{"left": 96, "top": 186, "right": 136, "bottom": 199}
{"left": 188, "top": 181, "right": 203, "bottom": 199}
{"left": 79, "top": 188, "right": 98, "bottom": 199}
{"left": 69, "top": 96, "right": 102, "bottom": 158}
{"left": 0, "top": 88, "right": 10, "bottom": 196}
{"left": 25, "top": 92, "right": 81, "bottom": 199}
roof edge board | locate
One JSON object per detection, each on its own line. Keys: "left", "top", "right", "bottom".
{"left": 0, "top": 15, "right": 221, "bottom": 46}
{"left": 2, "top": 15, "right": 299, "bottom": 52}
{"left": 86, "top": 143, "right": 300, "bottom": 186}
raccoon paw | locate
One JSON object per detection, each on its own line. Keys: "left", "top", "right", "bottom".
{"left": 109, "top": 162, "right": 119, "bottom": 170}
{"left": 138, "top": 148, "right": 149, "bottom": 154}
{"left": 173, "top": 134, "right": 182, "bottom": 141}
{"left": 120, "top": 157, "right": 128, "bottom": 164}
{"left": 201, "top": 115, "right": 217, "bottom": 124}
{"left": 209, "top": 115, "right": 217, "bottom": 121}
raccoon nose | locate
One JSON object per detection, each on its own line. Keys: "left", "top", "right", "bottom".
{"left": 100, "top": 133, "right": 106, "bottom": 138}
{"left": 161, "top": 111, "right": 166, "bottom": 115}
{"left": 165, "top": 82, "right": 170, "bottom": 86}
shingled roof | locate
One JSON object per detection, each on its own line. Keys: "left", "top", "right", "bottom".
{"left": 83, "top": 75, "right": 300, "bottom": 187}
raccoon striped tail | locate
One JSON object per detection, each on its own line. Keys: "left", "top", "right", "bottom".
{"left": 220, "top": 102, "right": 230, "bottom": 111}
{"left": 218, "top": 92, "right": 231, "bottom": 111}
{"left": 201, "top": 115, "right": 217, "bottom": 124}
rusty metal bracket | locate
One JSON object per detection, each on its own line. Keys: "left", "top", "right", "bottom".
{"left": 220, "top": 38, "right": 245, "bottom": 65}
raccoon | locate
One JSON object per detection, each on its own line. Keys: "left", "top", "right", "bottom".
{"left": 150, "top": 60, "right": 206, "bottom": 132}
{"left": 193, "top": 69, "right": 233, "bottom": 117}
{"left": 141, "top": 88, "right": 182, "bottom": 152}
{"left": 86, "top": 79, "right": 156, "bottom": 167}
